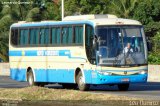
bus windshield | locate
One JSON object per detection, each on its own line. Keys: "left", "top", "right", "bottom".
{"left": 96, "top": 25, "right": 147, "bottom": 66}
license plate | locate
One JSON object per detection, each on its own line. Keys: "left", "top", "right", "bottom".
{"left": 121, "top": 78, "right": 129, "bottom": 82}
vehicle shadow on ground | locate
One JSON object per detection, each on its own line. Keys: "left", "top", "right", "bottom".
{"left": 88, "top": 82, "right": 160, "bottom": 91}
{"left": 0, "top": 76, "right": 160, "bottom": 91}
{"left": 47, "top": 82, "right": 160, "bottom": 92}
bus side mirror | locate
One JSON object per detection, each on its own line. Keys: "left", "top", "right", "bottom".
{"left": 147, "top": 41, "right": 152, "bottom": 51}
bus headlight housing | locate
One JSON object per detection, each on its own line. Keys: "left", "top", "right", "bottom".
{"left": 139, "top": 70, "right": 147, "bottom": 74}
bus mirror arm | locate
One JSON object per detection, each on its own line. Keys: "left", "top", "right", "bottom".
{"left": 92, "top": 35, "right": 98, "bottom": 50}
{"left": 147, "top": 41, "right": 152, "bottom": 51}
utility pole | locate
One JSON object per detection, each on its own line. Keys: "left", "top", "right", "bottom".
{"left": 61, "top": 0, "right": 64, "bottom": 21}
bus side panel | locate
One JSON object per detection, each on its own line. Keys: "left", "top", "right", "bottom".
{"left": 34, "top": 69, "right": 75, "bottom": 83}
{"left": 84, "top": 70, "right": 92, "bottom": 84}
{"left": 10, "top": 68, "right": 26, "bottom": 81}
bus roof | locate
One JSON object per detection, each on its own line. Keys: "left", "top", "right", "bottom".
{"left": 11, "top": 14, "right": 142, "bottom": 28}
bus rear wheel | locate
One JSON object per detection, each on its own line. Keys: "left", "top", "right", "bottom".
{"left": 118, "top": 84, "right": 129, "bottom": 91}
{"left": 27, "top": 71, "right": 38, "bottom": 86}
{"left": 76, "top": 71, "right": 90, "bottom": 91}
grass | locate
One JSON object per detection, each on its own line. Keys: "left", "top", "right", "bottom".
{"left": 0, "top": 86, "right": 138, "bottom": 100}
{"left": 0, "top": 86, "right": 143, "bottom": 106}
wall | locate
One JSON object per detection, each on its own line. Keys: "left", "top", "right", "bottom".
{"left": 148, "top": 65, "right": 160, "bottom": 82}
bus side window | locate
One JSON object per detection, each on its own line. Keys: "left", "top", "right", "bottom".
{"left": 51, "top": 27, "right": 61, "bottom": 45}
{"left": 85, "top": 25, "right": 95, "bottom": 64}
{"left": 61, "top": 26, "right": 73, "bottom": 45}
{"left": 73, "top": 26, "right": 83, "bottom": 45}
{"left": 68, "top": 27, "right": 73, "bottom": 44}
{"left": 40, "top": 28, "right": 49, "bottom": 45}
{"left": 29, "top": 28, "right": 39, "bottom": 45}
{"left": 11, "top": 28, "right": 18, "bottom": 46}
{"left": 62, "top": 27, "right": 68, "bottom": 44}
{"left": 19, "top": 29, "right": 29, "bottom": 46}
{"left": 85, "top": 25, "right": 93, "bottom": 46}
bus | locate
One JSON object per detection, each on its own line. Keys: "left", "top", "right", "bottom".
{"left": 9, "top": 14, "right": 148, "bottom": 91}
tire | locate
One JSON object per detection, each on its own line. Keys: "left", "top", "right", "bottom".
{"left": 76, "top": 71, "right": 90, "bottom": 91}
{"left": 62, "top": 84, "right": 77, "bottom": 89}
{"left": 118, "top": 84, "right": 129, "bottom": 91}
{"left": 27, "top": 71, "right": 38, "bottom": 86}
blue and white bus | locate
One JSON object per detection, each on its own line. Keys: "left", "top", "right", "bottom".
{"left": 9, "top": 14, "right": 148, "bottom": 91}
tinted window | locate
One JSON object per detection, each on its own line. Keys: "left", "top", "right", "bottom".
{"left": 85, "top": 25, "right": 95, "bottom": 64}
{"left": 85, "top": 25, "right": 93, "bottom": 46}
{"left": 11, "top": 28, "right": 18, "bottom": 46}
{"left": 62, "top": 27, "right": 73, "bottom": 44}
{"left": 51, "top": 27, "right": 61, "bottom": 45}
{"left": 74, "top": 26, "right": 83, "bottom": 44}
{"left": 20, "top": 29, "right": 29, "bottom": 45}
{"left": 40, "top": 28, "right": 49, "bottom": 45}
{"left": 29, "top": 28, "right": 39, "bottom": 45}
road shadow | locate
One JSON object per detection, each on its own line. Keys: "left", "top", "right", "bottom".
{"left": 47, "top": 82, "right": 160, "bottom": 92}
{"left": 1, "top": 76, "right": 160, "bottom": 92}
{"left": 88, "top": 82, "right": 160, "bottom": 92}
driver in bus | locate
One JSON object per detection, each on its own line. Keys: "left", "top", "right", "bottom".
{"left": 123, "top": 43, "right": 133, "bottom": 54}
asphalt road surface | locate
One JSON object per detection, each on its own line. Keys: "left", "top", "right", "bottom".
{"left": 0, "top": 76, "right": 160, "bottom": 100}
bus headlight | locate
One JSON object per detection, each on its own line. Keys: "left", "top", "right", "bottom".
{"left": 139, "top": 70, "right": 147, "bottom": 74}
{"left": 98, "top": 71, "right": 112, "bottom": 75}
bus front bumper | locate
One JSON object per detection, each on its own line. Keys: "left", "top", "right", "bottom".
{"left": 91, "top": 73, "right": 147, "bottom": 84}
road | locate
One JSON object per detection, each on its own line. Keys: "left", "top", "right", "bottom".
{"left": 0, "top": 76, "right": 160, "bottom": 100}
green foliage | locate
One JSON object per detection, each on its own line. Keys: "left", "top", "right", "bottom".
{"left": 144, "top": 22, "right": 160, "bottom": 37}
{"left": 0, "top": 0, "right": 159, "bottom": 64}
{"left": 1, "top": 5, "right": 11, "bottom": 15}
{"left": 133, "top": 0, "right": 160, "bottom": 37}
{"left": 108, "top": 0, "right": 138, "bottom": 18}
{"left": 26, "top": 8, "right": 40, "bottom": 21}
{"left": 152, "top": 32, "right": 160, "bottom": 52}
{"left": 64, "top": 0, "right": 110, "bottom": 15}
{"left": 148, "top": 32, "right": 160, "bottom": 64}
{"left": 148, "top": 53, "right": 160, "bottom": 64}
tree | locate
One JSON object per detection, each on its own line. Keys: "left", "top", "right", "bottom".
{"left": 64, "top": 0, "right": 110, "bottom": 16}
{"left": 133, "top": 0, "right": 160, "bottom": 37}
{"left": 108, "top": 0, "right": 138, "bottom": 18}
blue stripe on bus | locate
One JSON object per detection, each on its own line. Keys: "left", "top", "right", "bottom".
{"left": 10, "top": 68, "right": 147, "bottom": 84}
{"left": 10, "top": 68, "right": 92, "bottom": 83}
{"left": 9, "top": 50, "right": 86, "bottom": 60}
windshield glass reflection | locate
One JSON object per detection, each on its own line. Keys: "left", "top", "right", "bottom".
{"left": 96, "top": 26, "right": 147, "bottom": 66}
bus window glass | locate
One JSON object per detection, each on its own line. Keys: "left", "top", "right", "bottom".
{"left": 51, "top": 27, "right": 61, "bottom": 45}
{"left": 62, "top": 27, "right": 68, "bottom": 44}
{"left": 20, "top": 29, "right": 29, "bottom": 46}
{"left": 51, "top": 27, "right": 57, "bottom": 44}
{"left": 68, "top": 27, "right": 73, "bottom": 44}
{"left": 62, "top": 26, "right": 73, "bottom": 45}
{"left": 44, "top": 28, "right": 49, "bottom": 44}
{"left": 30, "top": 28, "right": 39, "bottom": 45}
{"left": 11, "top": 28, "right": 18, "bottom": 46}
{"left": 57, "top": 28, "right": 61, "bottom": 44}
{"left": 40, "top": 28, "right": 49, "bottom": 45}
{"left": 74, "top": 26, "right": 83, "bottom": 44}
{"left": 85, "top": 25, "right": 93, "bottom": 46}
{"left": 85, "top": 25, "right": 94, "bottom": 64}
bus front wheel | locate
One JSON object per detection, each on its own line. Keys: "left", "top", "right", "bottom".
{"left": 118, "top": 84, "right": 129, "bottom": 91}
{"left": 76, "top": 71, "right": 90, "bottom": 91}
